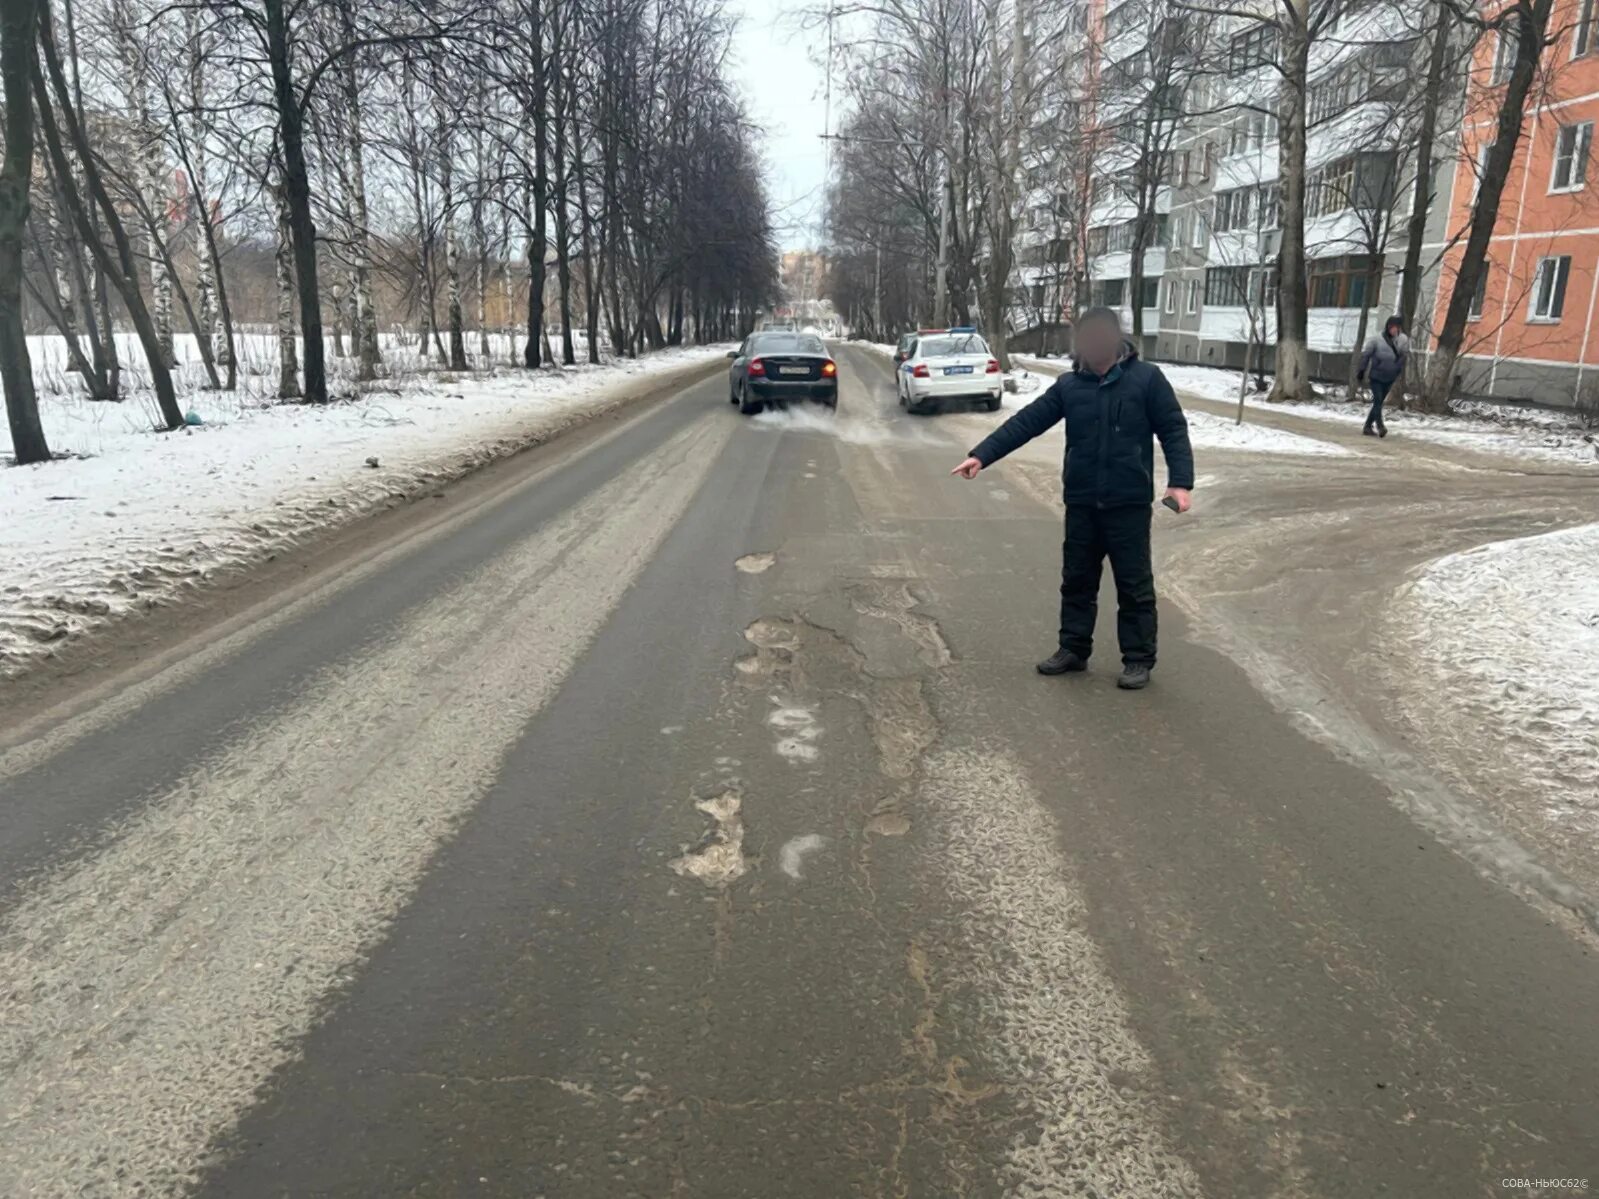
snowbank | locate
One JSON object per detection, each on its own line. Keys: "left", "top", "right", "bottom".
{"left": 1153, "top": 363, "right": 1599, "bottom": 469}
{"left": 1389, "top": 522, "right": 1599, "bottom": 838}
{"left": 1184, "top": 409, "right": 1354, "bottom": 456}
{"left": 1, "top": 346, "right": 727, "bottom": 679}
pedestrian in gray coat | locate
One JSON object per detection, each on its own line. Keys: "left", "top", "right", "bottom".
{"left": 1357, "top": 315, "right": 1409, "bottom": 437}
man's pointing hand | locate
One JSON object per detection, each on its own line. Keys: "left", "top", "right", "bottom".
{"left": 951, "top": 457, "right": 983, "bottom": 479}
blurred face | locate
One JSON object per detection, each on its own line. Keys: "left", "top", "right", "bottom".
{"left": 1076, "top": 318, "right": 1122, "bottom": 371}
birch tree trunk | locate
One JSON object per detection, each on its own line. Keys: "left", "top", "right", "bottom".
{"left": 34, "top": 7, "right": 180, "bottom": 428}
{"left": 436, "top": 83, "right": 467, "bottom": 371}
{"left": 111, "top": 0, "right": 174, "bottom": 367}
{"left": 1270, "top": 0, "right": 1312, "bottom": 402}
{"left": 336, "top": 0, "right": 380, "bottom": 379}
{"left": 186, "top": 9, "right": 217, "bottom": 372}
{"left": 274, "top": 183, "right": 302, "bottom": 400}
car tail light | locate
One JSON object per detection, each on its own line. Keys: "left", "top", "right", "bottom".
{"left": 912, "top": 364, "right": 930, "bottom": 378}
{"left": 821, "top": 360, "right": 837, "bottom": 377}
{"left": 986, "top": 359, "right": 1000, "bottom": 373}
{"left": 748, "top": 357, "right": 766, "bottom": 376}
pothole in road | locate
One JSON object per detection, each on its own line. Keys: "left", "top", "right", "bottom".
{"left": 735, "top": 552, "right": 776, "bottom": 574}
{"left": 849, "top": 580, "right": 954, "bottom": 668}
{"left": 768, "top": 701, "right": 822, "bottom": 763}
{"left": 779, "top": 833, "right": 827, "bottom": 879}
{"left": 737, "top": 618, "right": 802, "bottom": 679}
{"left": 670, "top": 788, "right": 748, "bottom": 887}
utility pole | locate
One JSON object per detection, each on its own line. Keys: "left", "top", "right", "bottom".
{"left": 873, "top": 242, "right": 882, "bottom": 336}
{"left": 934, "top": 158, "right": 951, "bottom": 325}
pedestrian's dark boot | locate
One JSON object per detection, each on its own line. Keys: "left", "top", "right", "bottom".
{"left": 1037, "top": 648, "right": 1088, "bottom": 675}
{"left": 1117, "top": 663, "right": 1153, "bottom": 690}
{"left": 1377, "top": 421, "right": 1388, "bottom": 438}
{"left": 1363, "top": 423, "right": 1377, "bottom": 437}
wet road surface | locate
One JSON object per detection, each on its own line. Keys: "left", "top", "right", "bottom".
{"left": 2, "top": 346, "right": 1597, "bottom": 1197}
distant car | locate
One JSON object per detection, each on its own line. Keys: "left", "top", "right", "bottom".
{"left": 892, "top": 328, "right": 947, "bottom": 368}
{"left": 727, "top": 332, "right": 838, "bottom": 414}
{"left": 896, "top": 327, "right": 1002, "bottom": 414}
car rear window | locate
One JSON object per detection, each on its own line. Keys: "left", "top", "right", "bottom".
{"left": 919, "top": 334, "right": 987, "bottom": 357}
{"left": 753, "top": 334, "right": 825, "bottom": 354}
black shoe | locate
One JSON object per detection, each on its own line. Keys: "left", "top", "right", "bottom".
{"left": 1362, "top": 425, "right": 1377, "bottom": 437}
{"left": 1037, "top": 649, "right": 1088, "bottom": 675}
{"left": 1377, "top": 424, "right": 1388, "bottom": 438}
{"left": 1117, "top": 663, "right": 1153, "bottom": 690}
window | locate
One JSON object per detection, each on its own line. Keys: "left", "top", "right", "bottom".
{"left": 1178, "top": 149, "right": 1192, "bottom": 185}
{"left": 1205, "top": 266, "right": 1251, "bottom": 306}
{"left": 1492, "top": 28, "right": 1517, "bottom": 85}
{"left": 1259, "top": 183, "right": 1281, "bottom": 228}
{"left": 1164, "top": 278, "right": 1178, "bottom": 313}
{"left": 1249, "top": 266, "right": 1278, "bottom": 307}
{"left": 1191, "top": 205, "right": 1208, "bottom": 250}
{"left": 1214, "top": 185, "right": 1278, "bottom": 232}
{"left": 1468, "top": 268, "right": 1489, "bottom": 319}
{"left": 1102, "top": 278, "right": 1126, "bottom": 307}
{"left": 1307, "top": 157, "right": 1358, "bottom": 217}
{"left": 1551, "top": 122, "right": 1593, "bottom": 191}
{"left": 1171, "top": 210, "right": 1186, "bottom": 247}
{"left": 1140, "top": 278, "right": 1160, "bottom": 309}
{"left": 1307, "top": 255, "right": 1376, "bottom": 308}
{"left": 1471, "top": 143, "right": 1491, "bottom": 201}
{"left": 1229, "top": 23, "right": 1279, "bottom": 73}
{"left": 1577, "top": 0, "right": 1597, "bottom": 57}
{"left": 1529, "top": 255, "right": 1571, "bottom": 320}
{"left": 1214, "top": 187, "right": 1254, "bottom": 232}
{"left": 1226, "top": 110, "right": 1277, "bottom": 156}
{"left": 1104, "top": 0, "right": 1144, "bottom": 42}
{"left": 1186, "top": 279, "right": 1200, "bottom": 313}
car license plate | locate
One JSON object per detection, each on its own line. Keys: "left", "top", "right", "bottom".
{"left": 779, "top": 366, "right": 809, "bottom": 376}
{"left": 945, "top": 365, "right": 973, "bottom": 375}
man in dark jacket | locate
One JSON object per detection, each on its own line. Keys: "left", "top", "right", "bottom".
{"left": 950, "top": 308, "right": 1195, "bottom": 690}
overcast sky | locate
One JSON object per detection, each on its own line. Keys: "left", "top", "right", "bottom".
{"left": 725, "top": 0, "right": 832, "bottom": 252}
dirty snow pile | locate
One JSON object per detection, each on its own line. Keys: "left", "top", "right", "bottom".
{"left": 1181, "top": 409, "right": 1353, "bottom": 457}
{"left": 1390, "top": 522, "right": 1599, "bottom": 832}
{"left": 0, "top": 345, "right": 726, "bottom": 679}
{"left": 1152, "top": 363, "right": 1599, "bottom": 468}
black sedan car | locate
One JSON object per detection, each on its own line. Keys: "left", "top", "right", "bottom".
{"left": 727, "top": 333, "right": 837, "bottom": 414}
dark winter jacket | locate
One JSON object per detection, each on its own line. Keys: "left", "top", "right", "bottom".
{"left": 1359, "top": 331, "right": 1410, "bottom": 385}
{"left": 969, "top": 346, "right": 1195, "bottom": 508}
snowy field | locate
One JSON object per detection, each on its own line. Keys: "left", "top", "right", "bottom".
{"left": 1388, "top": 523, "right": 1599, "bottom": 839}
{"left": 1, "top": 337, "right": 728, "bottom": 679}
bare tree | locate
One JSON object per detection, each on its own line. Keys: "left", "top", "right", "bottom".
{"left": 1, "top": 0, "right": 48, "bottom": 464}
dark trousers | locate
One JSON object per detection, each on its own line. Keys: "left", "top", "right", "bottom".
{"left": 1060, "top": 504, "right": 1156, "bottom": 666}
{"left": 1366, "top": 378, "right": 1392, "bottom": 429}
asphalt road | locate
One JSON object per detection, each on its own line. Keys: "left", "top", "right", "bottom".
{"left": 2, "top": 345, "right": 1596, "bottom": 1197}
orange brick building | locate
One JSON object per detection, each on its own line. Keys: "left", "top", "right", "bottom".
{"left": 1431, "top": 0, "right": 1599, "bottom": 404}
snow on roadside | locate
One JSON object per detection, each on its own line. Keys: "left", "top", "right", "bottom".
{"left": 1387, "top": 523, "right": 1599, "bottom": 839}
{"left": 0, "top": 346, "right": 727, "bottom": 680}
{"left": 1183, "top": 409, "right": 1354, "bottom": 456}
{"left": 1153, "top": 362, "right": 1599, "bottom": 469}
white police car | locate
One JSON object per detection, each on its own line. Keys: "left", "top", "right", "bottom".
{"left": 896, "top": 327, "right": 1003, "bottom": 415}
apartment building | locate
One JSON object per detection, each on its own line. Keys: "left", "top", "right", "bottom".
{"left": 1069, "top": 0, "right": 1450, "bottom": 379}
{"left": 1422, "top": 0, "right": 1599, "bottom": 404}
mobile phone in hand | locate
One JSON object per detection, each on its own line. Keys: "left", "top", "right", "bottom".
{"left": 1161, "top": 495, "right": 1182, "bottom": 513}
